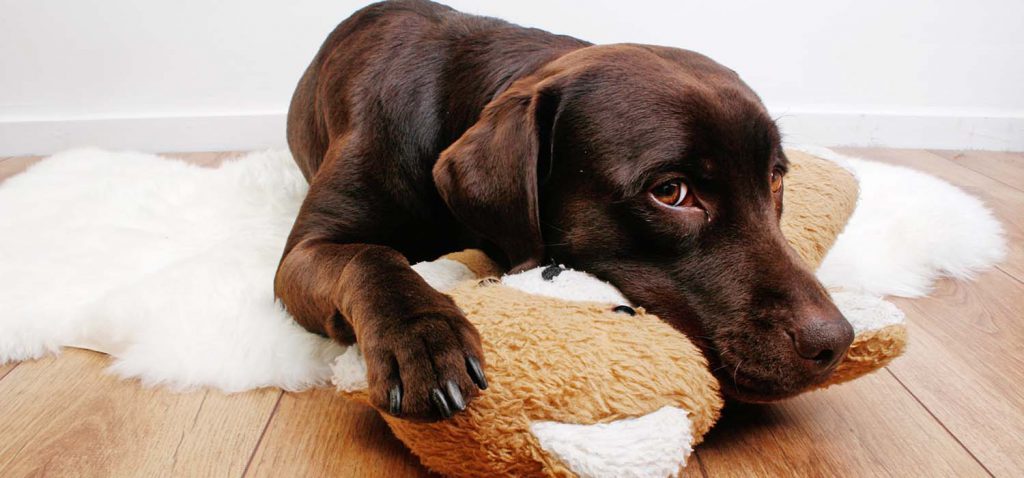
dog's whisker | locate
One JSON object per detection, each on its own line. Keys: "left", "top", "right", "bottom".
{"left": 687, "top": 335, "right": 720, "bottom": 352}
{"left": 540, "top": 221, "right": 569, "bottom": 234}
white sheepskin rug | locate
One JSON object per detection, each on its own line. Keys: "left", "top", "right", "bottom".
{"left": 794, "top": 145, "right": 1007, "bottom": 297}
{"left": 0, "top": 150, "right": 341, "bottom": 391}
{"left": 0, "top": 147, "right": 1006, "bottom": 391}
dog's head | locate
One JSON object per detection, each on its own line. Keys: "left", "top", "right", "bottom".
{"left": 434, "top": 44, "right": 853, "bottom": 401}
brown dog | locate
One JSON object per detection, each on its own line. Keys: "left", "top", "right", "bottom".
{"left": 276, "top": 0, "right": 854, "bottom": 421}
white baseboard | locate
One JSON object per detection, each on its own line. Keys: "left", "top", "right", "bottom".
{"left": 1, "top": 111, "right": 1021, "bottom": 156}
{"left": 777, "top": 111, "right": 1024, "bottom": 151}
{"left": 0, "top": 113, "right": 287, "bottom": 157}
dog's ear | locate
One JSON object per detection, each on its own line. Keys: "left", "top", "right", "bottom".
{"left": 434, "top": 77, "right": 561, "bottom": 272}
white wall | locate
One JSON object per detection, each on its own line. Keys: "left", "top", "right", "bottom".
{"left": 1, "top": 0, "right": 1022, "bottom": 154}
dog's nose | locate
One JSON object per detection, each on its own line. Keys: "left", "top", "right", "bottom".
{"left": 789, "top": 312, "right": 854, "bottom": 368}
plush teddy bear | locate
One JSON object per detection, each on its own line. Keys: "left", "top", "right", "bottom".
{"left": 330, "top": 150, "right": 907, "bottom": 478}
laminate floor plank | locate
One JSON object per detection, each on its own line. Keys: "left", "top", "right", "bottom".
{"left": 245, "top": 388, "right": 435, "bottom": 478}
{"left": 0, "top": 349, "right": 280, "bottom": 478}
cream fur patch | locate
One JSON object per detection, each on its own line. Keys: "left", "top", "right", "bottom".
{"left": 529, "top": 406, "right": 694, "bottom": 478}
{"left": 411, "top": 258, "right": 477, "bottom": 292}
{"left": 829, "top": 291, "right": 906, "bottom": 334}
{"left": 331, "top": 345, "right": 368, "bottom": 393}
{"left": 501, "top": 266, "right": 630, "bottom": 305}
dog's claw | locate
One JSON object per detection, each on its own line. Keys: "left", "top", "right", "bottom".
{"left": 466, "top": 356, "right": 488, "bottom": 390}
{"left": 613, "top": 305, "right": 637, "bottom": 316}
{"left": 431, "top": 388, "right": 453, "bottom": 418}
{"left": 445, "top": 380, "right": 466, "bottom": 411}
{"left": 388, "top": 384, "right": 402, "bottom": 416}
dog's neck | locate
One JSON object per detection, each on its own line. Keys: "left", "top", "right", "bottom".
{"left": 436, "top": 23, "right": 588, "bottom": 144}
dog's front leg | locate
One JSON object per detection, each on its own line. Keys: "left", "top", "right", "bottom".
{"left": 275, "top": 238, "right": 487, "bottom": 421}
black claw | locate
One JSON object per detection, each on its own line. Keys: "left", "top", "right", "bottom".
{"left": 613, "top": 305, "right": 637, "bottom": 316}
{"left": 388, "top": 384, "right": 402, "bottom": 416}
{"left": 430, "top": 388, "right": 453, "bottom": 418}
{"left": 445, "top": 380, "right": 466, "bottom": 411}
{"left": 466, "top": 356, "right": 488, "bottom": 390}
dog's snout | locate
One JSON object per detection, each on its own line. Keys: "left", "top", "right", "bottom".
{"left": 788, "top": 311, "right": 854, "bottom": 369}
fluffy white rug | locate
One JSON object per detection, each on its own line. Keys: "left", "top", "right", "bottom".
{"left": 0, "top": 147, "right": 1005, "bottom": 392}
{"left": 0, "top": 150, "right": 340, "bottom": 391}
{"left": 795, "top": 145, "right": 1007, "bottom": 297}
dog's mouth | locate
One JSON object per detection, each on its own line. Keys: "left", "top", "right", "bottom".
{"left": 608, "top": 274, "right": 851, "bottom": 402}
{"left": 705, "top": 344, "right": 843, "bottom": 403}
{"left": 664, "top": 294, "right": 853, "bottom": 403}
{"left": 716, "top": 366, "right": 836, "bottom": 403}
{"left": 653, "top": 313, "right": 830, "bottom": 401}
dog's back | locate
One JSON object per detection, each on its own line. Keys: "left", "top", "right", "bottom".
{"left": 287, "top": 0, "right": 586, "bottom": 182}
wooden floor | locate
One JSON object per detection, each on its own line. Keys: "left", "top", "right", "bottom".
{"left": 1, "top": 148, "right": 1022, "bottom": 477}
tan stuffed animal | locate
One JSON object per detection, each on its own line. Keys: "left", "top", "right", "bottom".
{"left": 331, "top": 150, "right": 907, "bottom": 477}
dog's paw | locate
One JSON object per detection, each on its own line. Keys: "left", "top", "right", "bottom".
{"left": 361, "top": 309, "right": 487, "bottom": 421}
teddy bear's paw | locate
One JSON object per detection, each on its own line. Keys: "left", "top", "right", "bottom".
{"left": 829, "top": 290, "right": 905, "bottom": 333}
{"left": 530, "top": 406, "right": 695, "bottom": 478}
{"left": 818, "top": 290, "right": 908, "bottom": 388}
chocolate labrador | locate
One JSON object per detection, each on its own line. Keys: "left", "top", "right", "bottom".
{"left": 276, "top": 0, "right": 854, "bottom": 421}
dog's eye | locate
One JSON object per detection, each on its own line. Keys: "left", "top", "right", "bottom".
{"left": 770, "top": 169, "right": 784, "bottom": 193}
{"left": 651, "top": 179, "right": 689, "bottom": 207}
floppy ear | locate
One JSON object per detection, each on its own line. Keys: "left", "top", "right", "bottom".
{"left": 434, "top": 78, "right": 560, "bottom": 272}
